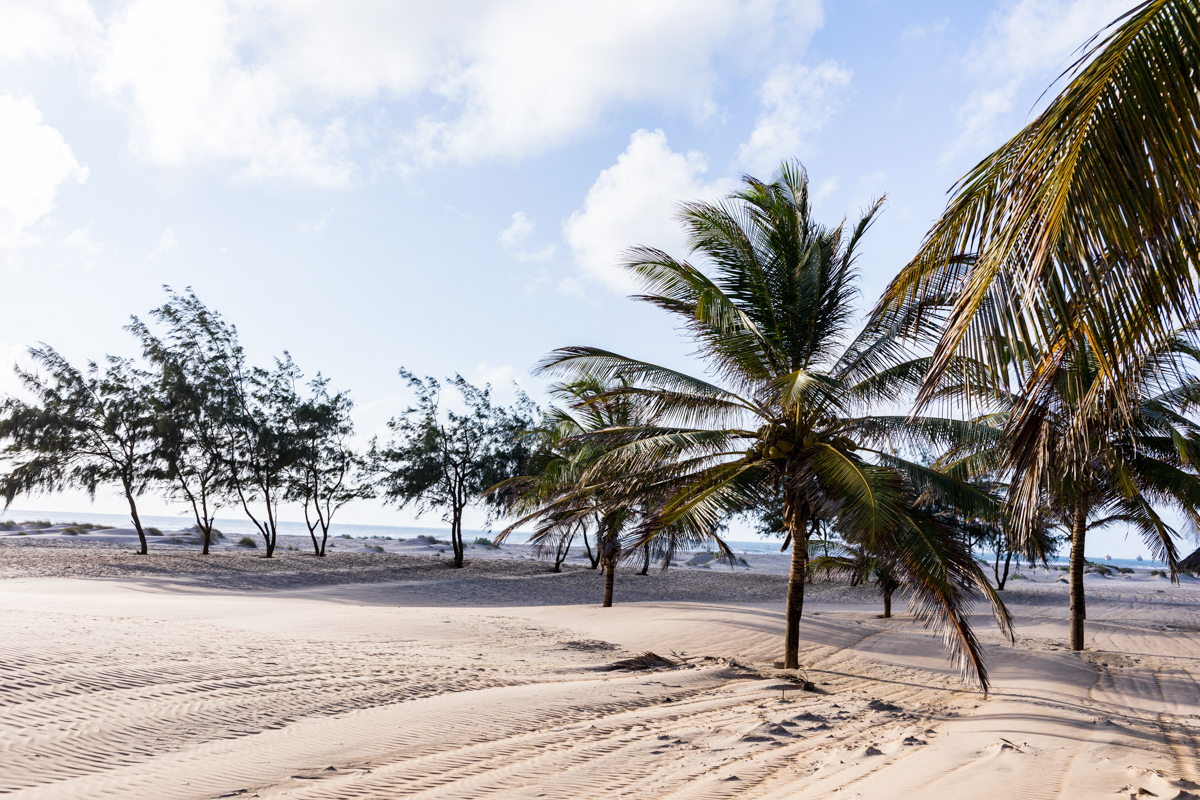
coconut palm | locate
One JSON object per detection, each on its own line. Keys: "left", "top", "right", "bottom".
{"left": 876, "top": 2, "right": 1200, "bottom": 533}
{"left": 493, "top": 377, "right": 702, "bottom": 606}
{"left": 537, "top": 163, "right": 1012, "bottom": 690}
{"left": 938, "top": 330, "right": 1200, "bottom": 650}
{"left": 808, "top": 542, "right": 901, "bottom": 618}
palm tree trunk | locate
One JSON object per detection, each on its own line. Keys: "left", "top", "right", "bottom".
{"left": 1069, "top": 499, "right": 1088, "bottom": 651}
{"left": 603, "top": 557, "right": 615, "bottom": 607}
{"left": 783, "top": 496, "right": 810, "bottom": 669}
{"left": 639, "top": 543, "right": 650, "bottom": 575}
{"left": 883, "top": 588, "right": 892, "bottom": 619}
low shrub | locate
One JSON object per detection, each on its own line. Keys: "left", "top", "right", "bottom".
{"left": 473, "top": 536, "right": 495, "bottom": 548}
{"left": 1010, "top": 573, "right": 1028, "bottom": 580}
{"left": 0, "top": 520, "right": 17, "bottom": 530}
{"left": 146, "top": 527, "right": 164, "bottom": 536}
{"left": 1117, "top": 567, "right": 1134, "bottom": 574}
{"left": 366, "top": 544, "right": 385, "bottom": 553}
{"left": 340, "top": 534, "right": 352, "bottom": 539}
{"left": 21, "top": 520, "right": 54, "bottom": 529}
{"left": 236, "top": 536, "right": 258, "bottom": 548}
{"left": 62, "top": 526, "right": 85, "bottom": 535}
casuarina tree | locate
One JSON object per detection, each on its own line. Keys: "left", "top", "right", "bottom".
{"left": 0, "top": 347, "right": 158, "bottom": 553}
{"left": 284, "top": 374, "right": 375, "bottom": 556}
{"left": 379, "top": 370, "right": 536, "bottom": 568}
{"left": 130, "top": 292, "right": 229, "bottom": 554}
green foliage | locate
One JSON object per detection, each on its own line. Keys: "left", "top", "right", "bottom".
{"left": 473, "top": 536, "right": 495, "bottom": 548}
{"left": 379, "top": 371, "right": 537, "bottom": 566}
{"left": 146, "top": 527, "right": 164, "bottom": 536}
{"left": 236, "top": 536, "right": 257, "bottom": 548}
{"left": 878, "top": 1, "right": 1200, "bottom": 448}
{"left": 280, "top": 366, "right": 375, "bottom": 556}
{"left": 0, "top": 349, "right": 158, "bottom": 552}
{"left": 535, "top": 162, "right": 1011, "bottom": 689}
{"left": 130, "top": 289, "right": 234, "bottom": 552}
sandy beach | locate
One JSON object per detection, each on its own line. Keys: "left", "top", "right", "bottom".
{"left": 2, "top": 530, "right": 1199, "bottom": 799}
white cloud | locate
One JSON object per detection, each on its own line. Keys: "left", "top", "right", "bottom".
{"left": 563, "top": 129, "right": 735, "bottom": 295}
{"left": 812, "top": 177, "right": 838, "bottom": 205}
{"left": 96, "top": 0, "right": 356, "bottom": 188}
{"left": 848, "top": 170, "right": 887, "bottom": 214}
{"left": 65, "top": 223, "right": 104, "bottom": 267}
{"left": 901, "top": 18, "right": 949, "bottom": 44}
{"left": 498, "top": 212, "right": 555, "bottom": 262}
{"left": 300, "top": 208, "right": 336, "bottom": 234}
{"left": 0, "top": 94, "right": 88, "bottom": 251}
{"left": 145, "top": 226, "right": 179, "bottom": 261}
{"left": 736, "top": 60, "right": 852, "bottom": 174}
{"left": 91, "top": 0, "right": 825, "bottom": 183}
{"left": 0, "top": 0, "right": 99, "bottom": 63}
{"left": 943, "top": 0, "right": 1131, "bottom": 164}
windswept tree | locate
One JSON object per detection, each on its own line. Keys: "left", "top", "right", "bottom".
{"left": 538, "top": 163, "right": 1011, "bottom": 689}
{"left": 137, "top": 289, "right": 300, "bottom": 558}
{"left": 130, "top": 295, "right": 229, "bottom": 554}
{"left": 285, "top": 375, "right": 375, "bottom": 556}
{"left": 379, "top": 371, "right": 536, "bottom": 568}
{"left": 0, "top": 348, "right": 157, "bottom": 553}
{"left": 223, "top": 354, "right": 304, "bottom": 557}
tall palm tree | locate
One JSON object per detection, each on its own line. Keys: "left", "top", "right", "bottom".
{"left": 876, "top": 2, "right": 1200, "bottom": 534}
{"left": 939, "top": 330, "right": 1200, "bottom": 650}
{"left": 538, "top": 163, "right": 1012, "bottom": 690}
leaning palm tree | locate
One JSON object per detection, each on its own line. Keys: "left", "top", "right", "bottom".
{"left": 939, "top": 330, "right": 1200, "bottom": 650}
{"left": 538, "top": 163, "right": 1011, "bottom": 690}
{"left": 876, "top": 1, "right": 1200, "bottom": 536}
{"left": 492, "top": 377, "right": 698, "bottom": 606}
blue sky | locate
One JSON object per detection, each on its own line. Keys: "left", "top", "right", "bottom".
{"left": 1, "top": 0, "right": 1162, "bottom": 558}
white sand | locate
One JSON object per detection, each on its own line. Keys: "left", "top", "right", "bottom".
{"left": 1, "top": 538, "right": 1198, "bottom": 799}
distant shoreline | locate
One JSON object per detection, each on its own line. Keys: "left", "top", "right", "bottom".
{"left": 0, "top": 507, "right": 1172, "bottom": 567}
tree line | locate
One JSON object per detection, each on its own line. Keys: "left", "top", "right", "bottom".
{"left": 0, "top": 289, "right": 537, "bottom": 563}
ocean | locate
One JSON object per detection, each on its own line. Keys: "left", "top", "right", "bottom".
{"left": 0, "top": 507, "right": 1167, "bottom": 566}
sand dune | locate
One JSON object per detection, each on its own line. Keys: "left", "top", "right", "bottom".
{"left": 0, "top": 542, "right": 1197, "bottom": 799}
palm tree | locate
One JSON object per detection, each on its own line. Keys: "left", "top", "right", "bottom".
{"left": 808, "top": 541, "right": 901, "bottom": 618}
{"left": 939, "top": 330, "right": 1200, "bottom": 650}
{"left": 493, "top": 377, "right": 693, "bottom": 606}
{"left": 538, "top": 163, "right": 1012, "bottom": 690}
{"left": 876, "top": 2, "right": 1200, "bottom": 533}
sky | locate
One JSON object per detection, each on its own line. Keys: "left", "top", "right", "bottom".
{"left": 0, "top": 0, "right": 1165, "bottom": 558}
